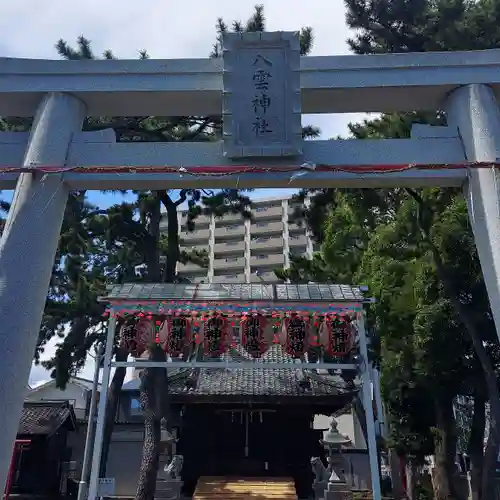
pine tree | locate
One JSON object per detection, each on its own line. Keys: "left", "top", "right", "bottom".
{"left": 35, "top": 6, "right": 318, "bottom": 500}
{"left": 279, "top": 2, "right": 500, "bottom": 498}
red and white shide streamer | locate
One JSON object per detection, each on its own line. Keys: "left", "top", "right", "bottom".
{"left": 319, "top": 315, "right": 355, "bottom": 357}
{"left": 280, "top": 315, "right": 313, "bottom": 358}
{"left": 0, "top": 161, "right": 498, "bottom": 176}
{"left": 239, "top": 314, "right": 274, "bottom": 358}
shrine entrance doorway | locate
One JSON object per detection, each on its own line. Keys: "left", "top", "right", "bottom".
{"left": 212, "top": 410, "right": 288, "bottom": 476}
{"left": 179, "top": 405, "right": 317, "bottom": 498}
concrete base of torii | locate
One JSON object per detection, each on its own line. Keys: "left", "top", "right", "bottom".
{"left": 0, "top": 93, "right": 85, "bottom": 491}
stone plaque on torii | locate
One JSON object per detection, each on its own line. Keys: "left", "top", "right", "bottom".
{"left": 222, "top": 31, "right": 302, "bottom": 158}
{"left": 0, "top": 31, "right": 500, "bottom": 500}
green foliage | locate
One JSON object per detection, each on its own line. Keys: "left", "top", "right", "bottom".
{"left": 36, "top": 3, "right": 320, "bottom": 389}
{"left": 278, "top": 3, "right": 500, "bottom": 496}
{"left": 344, "top": 0, "right": 500, "bottom": 54}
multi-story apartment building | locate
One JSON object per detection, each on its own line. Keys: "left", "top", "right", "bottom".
{"left": 162, "top": 195, "right": 316, "bottom": 284}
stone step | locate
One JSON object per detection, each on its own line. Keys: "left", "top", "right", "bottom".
{"left": 193, "top": 476, "right": 297, "bottom": 500}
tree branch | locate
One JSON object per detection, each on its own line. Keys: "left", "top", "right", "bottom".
{"left": 405, "top": 187, "right": 500, "bottom": 495}
{"left": 174, "top": 190, "right": 188, "bottom": 207}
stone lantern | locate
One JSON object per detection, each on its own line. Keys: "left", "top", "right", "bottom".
{"left": 319, "top": 419, "right": 353, "bottom": 500}
{"left": 157, "top": 418, "right": 183, "bottom": 500}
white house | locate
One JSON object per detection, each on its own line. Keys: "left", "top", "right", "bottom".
{"left": 25, "top": 376, "right": 101, "bottom": 421}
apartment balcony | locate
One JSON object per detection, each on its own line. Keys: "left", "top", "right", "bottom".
{"left": 179, "top": 244, "right": 207, "bottom": 254}
{"left": 289, "top": 235, "right": 308, "bottom": 247}
{"left": 288, "top": 202, "right": 305, "bottom": 215}
{"left": 213, "top": 273, "right": 247, "bottom": 283}
{"left": 251, "top": 236, "right": 283, "bottom": 251}
{"left": 214, "top": 224, "right": 245, "bottom": 239}
{"left": 253, "top": 204, "right": 283, "bottom": 220}
{"left": 250, "top": 253, "right": 285, "bottom": 267}
{"left": 180, "top": 212, "right": 211, "bottom": 226}
{"left": 180, "top": 228, "right": 211, "bottom": 242}
{"left": 183, "top": 274, "right": 208, "bottom": 284}
{"left": 288, "top": 221, "right": 307, "bottom": 233}
{"left": 214, "top": 241, "right": 246, "bottom": 254}
{"left": 250, "top": 270, "right": 282, "bottom": 283}
{"left": 177, "top": 261, "right": 207, "bottom": 273}
{"left": 289, "top": 250, "right": 308, "bottom": 262}
{"left": 290, "top": 251, "right": 308, "bottom": 260}
{"left": 250, "top": 221, "right": 283, "bottom": 236}
{"left": 213, "top": 256, "right": 246, "bottom": 270}
{"left": 215, "top": 211, "right": 247, "bottom": 224}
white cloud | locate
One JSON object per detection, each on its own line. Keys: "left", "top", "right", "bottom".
{"left": 0, "top": 0, "right": 367, "bottom": 139}
{"left": 30, "top": 331, "right": 135, "bottom": 387}
{"left": 4, "top": 0, "right": 369, "bottom": 385}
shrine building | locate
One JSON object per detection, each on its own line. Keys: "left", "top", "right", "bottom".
{"left": 90, "top": 282, "right": 375, "bottom": 499}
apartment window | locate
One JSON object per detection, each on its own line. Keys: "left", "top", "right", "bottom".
{"left": 255, "top": 207, "right": 267, "bottom": 212}
{"left": 256, "top": 222, "right": 269, "bottom": 228}
{"left": 227, "top": 241, "right": 238, "bottom": 246}
{"left": 253, "top": 236, "right": 270, "bottom": 242}
{"left": 225, "top": 274, "right": 238, "bottom": 279}
{"left": 226, "top": 224, "right": 239, "bottom": 231}
{"left": 257, "top": 255, "right": 267, "bottom": 260}
{"left": 226, "top": 257, "right": 239, "bottom": 262}
{"left": 290, "top": 234, "right": 301, "bottom": 240}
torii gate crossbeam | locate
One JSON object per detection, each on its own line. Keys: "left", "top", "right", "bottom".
{"left": 0, "top": 43, "right": 500, "bottom": 500}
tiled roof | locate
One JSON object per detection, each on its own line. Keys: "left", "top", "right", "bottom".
{"left": 101, "top": 283, "right": 367, "bottom": 303}
{"left": 125, "top": 345, "right": 357, "bottom": 398}
{"left": 18, "top": 402, "right": 76, "bottom": 436}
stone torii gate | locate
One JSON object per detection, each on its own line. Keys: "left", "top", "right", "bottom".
{"left": 0, "top": 31, "right": 500, "bottom": 499}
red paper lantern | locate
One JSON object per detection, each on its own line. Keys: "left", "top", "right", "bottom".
{"left": 319, "top": 315, "right": 354, "bottom": 357}
{"left": 202, "top": 314, "right": 230, "bottom": 356}
{"left": 280, "top": 315, "right": 312, "bottom": 358}
{"left": 240, "top": 314, "right": 274, "bottom": 358}
{"left": 121, "top": 317, "right": 155, "bottom": 357}
{"left": 162, "top": 317, "right": 192, "bottom": 357}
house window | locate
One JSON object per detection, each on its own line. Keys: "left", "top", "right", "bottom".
{"left": 130, "top": 397, "right": 141, "bottom": 416}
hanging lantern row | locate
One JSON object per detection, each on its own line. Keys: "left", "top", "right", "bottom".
{"left": 118, "top": 312, "right": 355, "bottom": 359}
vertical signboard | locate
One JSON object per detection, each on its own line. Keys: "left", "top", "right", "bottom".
{"left": 222, "top": 31, "right": 302, "bottom": 159}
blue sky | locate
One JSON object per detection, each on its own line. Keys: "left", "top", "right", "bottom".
{"left": 85, "top": 188, "right": 300, "bottom": 209}
{"left": 2, "top": 188, "right": 300, "bottom": 209}
{"left": 1, "top": 0, "right": 368, "bottom": 386}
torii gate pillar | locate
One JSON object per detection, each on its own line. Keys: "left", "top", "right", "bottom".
{"left": 447, "top": 84, "right": 500, "bottom": 340}
{"left": 0, "top": 92, "right": 85, "bottom": 491}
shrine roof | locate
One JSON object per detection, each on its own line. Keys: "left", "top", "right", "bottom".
{"left": 18, "top": 401, "right": 77, "bottom": 436}
{"left": 100, "top": 283, "right": 368, "bottom": 303}
{"left": 125, "top": 344, "right": 358, "bottom": 401}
